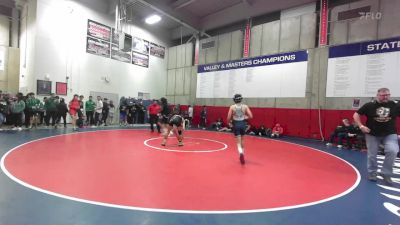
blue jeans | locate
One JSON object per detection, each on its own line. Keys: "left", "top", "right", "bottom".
{"left": 365, "top": 134, "right": 399, "bottom": 176}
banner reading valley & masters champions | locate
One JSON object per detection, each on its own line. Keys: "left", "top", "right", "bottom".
{"left": 196, "top": 51, "right": 308, "bottom": 98}
{"left": 326, "top": 37, "right": 400, "bottom": 97}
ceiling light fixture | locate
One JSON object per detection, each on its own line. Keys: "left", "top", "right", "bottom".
{"left": 145, "top": 15, "right": 161, "bottom": 24}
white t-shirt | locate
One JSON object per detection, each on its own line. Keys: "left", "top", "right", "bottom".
{"left": 96, "top": 100, "right": 103, "bottom": 113}
{"left": 188, "top": 107, "right": 193, "bottom": 117}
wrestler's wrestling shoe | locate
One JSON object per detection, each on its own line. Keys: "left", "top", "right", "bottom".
{"left": 239, "top": 153, "right": 245, "bottom": 165}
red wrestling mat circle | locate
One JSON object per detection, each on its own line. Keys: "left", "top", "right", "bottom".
{"left": 1, "top": 130, "right": 359, "bottom": 213}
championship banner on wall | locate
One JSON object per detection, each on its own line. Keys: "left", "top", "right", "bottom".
{"left": 111, "top": 45, "right": 131, "bottom": 63}
{"left": 327, "top": 37, "right": 400, "bottom": 97}
{"left": 86, "top": 37, "right": 111, "bottom": 58}
{"left": 243, "top": 19, "right": 251, "bottom": 58}
{"left": 319, "top": 0, "right": 328, "bottom": 46}
{"left": 87, "top": 20, "right": 111, "bottom": 42}
{"left": 132, "top": 52, "right": 149, "bottom": 68}
{"left": 196, "top": 51, "right": 308, "bottom": 98}
{"left": 132, "top": 37, "right": 149, "bottom": 55}
{"left": 150, "top": 42, "right": 165, "bottom": 58}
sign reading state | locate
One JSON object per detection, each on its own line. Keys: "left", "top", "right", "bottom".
{"left": 327, "top": 37, "right": 400, "bottom": 97}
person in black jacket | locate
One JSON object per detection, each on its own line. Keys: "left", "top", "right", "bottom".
{"left": 158, "top": 97, "right": 170, "bottom": 134}
{"left": 126, "top": 98, "right": 136, "bottom": 125}
{"left": 0, "top": 92, "right": 7, "bottom": 130}
{"left": 199, "top": 105, "right": 207, "bottom": 129}
{"left": 136, "top": 100, "right": 146, "bottom": 124}
{"left": 57, "top": 98, "right": 69, "bottom": 128}
{"left": 101, "top": 98, "right": 109, "bottom": 126}
{"left": 257, "top": 125, "right": 271, "bottom": 136}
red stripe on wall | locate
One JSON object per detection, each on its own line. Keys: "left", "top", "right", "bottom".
{"left": 181, "top": 105, "right": 384, "bottom": 140}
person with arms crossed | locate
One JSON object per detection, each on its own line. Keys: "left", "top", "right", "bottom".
{"left": 353, "top": 88, "right": 400, "bottom": 184}
{"left": 227, "top": 94, "right": 253, "bottom": 165}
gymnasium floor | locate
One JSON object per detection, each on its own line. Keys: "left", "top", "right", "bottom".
{"left": 0, "top": 127, "right": 399, "bottom": 225}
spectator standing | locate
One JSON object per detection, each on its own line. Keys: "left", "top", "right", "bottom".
{"left": 148, "top": 99, "right": 161, "bottom": 133}
{"left": 101, "top": 98, "right": 109, "bottom": 126}
{"left": 78, "top": 95, "right": 85, "bottom": 121}
{"left": 353, "top": 87, "right": 400, "bottom": 184}
{"left": 69, "top": 94, "right": 80, "bottom": 131}
{"left": 94, "top": 96, "right": 103, "bottom": 126}
{"left": 199, "top": 105, "right": 207, "bottom": 129}
{"left": 57, "top": 98, "right": 69, "bottom": 128}
{"left": 187, "top": 105, "right": 193, "bottom": 127}
{"left": 119, "top": 97, "right": 127, "bottom": 126}
{"left": 11, "top": 93, "right": 25, "bottom": 131}
{"left": 45, "top": 93, "right": 58, "bottom": 128}
{"left": 85, "top": 96, "right": 96, "bottom": 125}
{"left": 108, "top": 100, "right": 115, "bottom": 125}
{"left": 137, "top": 100, "right": 146, "bottom": 124}
{"left": 26, "top": 93, "right": 41, "bottom": 128}
{"left": 0, "top": 92, "right": 7, "bottom": 131}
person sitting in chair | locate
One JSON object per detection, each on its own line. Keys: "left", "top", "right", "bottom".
{"left": 271, "top": 123, "right": 283, "bottom": 138}
{"left": 326, "top": 119, "right": 354, "bottom": 148}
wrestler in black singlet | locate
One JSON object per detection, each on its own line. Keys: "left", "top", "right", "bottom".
{"left": 168, "top": 114, "right": 183, "bottom": 127}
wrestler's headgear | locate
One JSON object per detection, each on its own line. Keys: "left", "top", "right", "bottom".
{"left": 233, "top": 94, "right": 243, "bottom": 103}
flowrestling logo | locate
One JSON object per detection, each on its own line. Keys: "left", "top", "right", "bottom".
{"left": 359, "top": 12, "right": 382, "bottom": 20}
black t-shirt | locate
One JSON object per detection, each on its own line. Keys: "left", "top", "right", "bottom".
{"left": 57, "top": 102, "right": 68, "bottom": 114}
{"left": 160, "top": 104, "right": 170, "bottom": 117}
{"left": 357, "top": 100, "right": 400, "bottom": 136}
{"left": 102, "top": 102, "right": 109, "bottom": 113}
{"left": 119, "top": 105, "right": 126, "bottom": 113}
{"left": 0, "top": 100, "right": 7, "bottom": 114}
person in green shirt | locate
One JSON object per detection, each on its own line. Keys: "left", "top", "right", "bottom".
{"left": 85, "top": 96, "right": 96, "bottom": 125}
{"left": 45, "top": 93, "right": 58, "bottom": 127}
{"left": 25, "top": 93, "right": 42, "bottom": 128}
{"left": 11, "top": 93, "right": 25, "bottom": 130}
